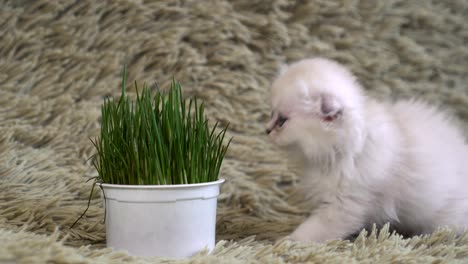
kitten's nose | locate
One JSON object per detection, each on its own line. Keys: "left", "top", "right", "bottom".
{"left": 266, "top": 116, "right": 276, "bottom": 135}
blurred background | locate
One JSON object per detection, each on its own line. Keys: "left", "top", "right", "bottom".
{"left": 0, "top": 0, "right": 467, "bottom": 261}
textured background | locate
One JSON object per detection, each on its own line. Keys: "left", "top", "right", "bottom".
{"left": 1, "top": 0, "right": 468, "bottom": 263}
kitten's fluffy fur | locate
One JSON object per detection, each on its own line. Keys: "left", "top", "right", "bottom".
{"left": 266, "top": 57, "right": 468, "bottom": 242}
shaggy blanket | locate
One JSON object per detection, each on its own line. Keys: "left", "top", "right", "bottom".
{"left": 1, "top": 0, "right": 468, "bottom": 263}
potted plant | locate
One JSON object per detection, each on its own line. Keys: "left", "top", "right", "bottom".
{"left": 75, "top": 67, "right": 231, "bottom": 258}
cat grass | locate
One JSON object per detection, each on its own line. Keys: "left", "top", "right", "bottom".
{"left": 92, "top": 67, "right": 231, "bottom": 185}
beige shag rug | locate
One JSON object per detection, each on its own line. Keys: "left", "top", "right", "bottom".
{"left": 1, "top": 0, "right": 468, "bottom": 263}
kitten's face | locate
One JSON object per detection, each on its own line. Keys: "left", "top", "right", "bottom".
{"left": 266, "top": 80, "right": 344, "bottom": 152}
{"left": 266, "top": 58, "right": 365, "bottom": 158}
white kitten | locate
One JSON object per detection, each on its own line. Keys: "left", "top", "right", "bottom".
{"left": 266, "top": 57, "right": 468, "bottom": 242}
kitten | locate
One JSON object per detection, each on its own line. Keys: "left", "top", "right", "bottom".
{"left": 266, "top": 57, "right": 468, "bottom": 242}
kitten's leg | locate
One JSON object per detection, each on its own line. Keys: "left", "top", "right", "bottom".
{"left": 290, "top": 202, "right": 366, "bottom": 243}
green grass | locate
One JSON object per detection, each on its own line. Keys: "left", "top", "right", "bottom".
{"left": 92, "top": 67, "right": 231, "bottom": 185}
{"left": 70, "top": 67, "right": 232, "bottom": 228}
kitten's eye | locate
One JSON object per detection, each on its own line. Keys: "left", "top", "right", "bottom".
{"left": 277, "top": 115, "right": 288, "bottom": 127}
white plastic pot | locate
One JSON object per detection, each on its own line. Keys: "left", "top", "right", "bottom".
{"left": 99, "top": 179, "right": 225, "bottom": 258}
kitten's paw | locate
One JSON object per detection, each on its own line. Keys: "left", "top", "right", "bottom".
{"left": 289, "top": 230, "right": 311, "bottom": 242}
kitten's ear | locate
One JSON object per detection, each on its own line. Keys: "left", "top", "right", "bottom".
{"left": 320, "top": 94, "right": 343, "bottom": 118}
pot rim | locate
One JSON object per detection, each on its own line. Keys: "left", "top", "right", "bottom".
{"left": 98, "top": 178, "right": 225, "bottom": 190}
